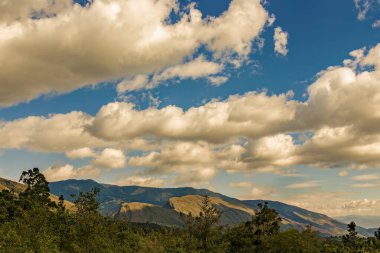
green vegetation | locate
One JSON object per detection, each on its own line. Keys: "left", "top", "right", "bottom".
{"left": 1, "top": 169, "right": 380, "bottom": 252}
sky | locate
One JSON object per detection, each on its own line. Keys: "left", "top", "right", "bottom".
{"left": 0, "top": 0, "right": 380, "bottom": 217}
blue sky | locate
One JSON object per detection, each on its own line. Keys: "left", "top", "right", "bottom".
{"left": 0, "top": 0, "right": 380, "bottom": 216}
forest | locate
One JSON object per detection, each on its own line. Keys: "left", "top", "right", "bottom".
{"left": 1, "top": 168, "right": 380, "bottom": 253}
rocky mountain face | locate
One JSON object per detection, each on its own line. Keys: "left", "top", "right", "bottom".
{"left": 49, "top": 179, "right": 377, "bottom": 237}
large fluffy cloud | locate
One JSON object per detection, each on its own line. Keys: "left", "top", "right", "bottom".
{"left": 0, "top": 0, "right": 269, "bottom": 106}
{"left": 88, "top": 92, "right": 295, "bottom": 143}
{"left": 0, "top": 0, "right": 71, "bottom": 24}
{"left": 65, "top": 147, "right": 96, "bottom": 159}
{"left": 2, "top": 43, "right": 380, "bottom": 184}
{"left": 128, "top": 141, "right": 238, "bottom": 185}
{"left": 93, "top": 148, "right": 126, "bottom": 169}
{"left": 43, "top": 164, "right": 100, "bottom": 182}
{"left": 284, "top": 191, "right": 380, "bottom": 216}
{"left": 0, "top": 111, "right": 105, "bottom": 152}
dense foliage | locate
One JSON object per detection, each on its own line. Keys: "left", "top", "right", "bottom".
{"left": 1, "top": 169, "right": 380, "bottom": 252}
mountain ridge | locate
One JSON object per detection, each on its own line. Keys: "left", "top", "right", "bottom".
{"left": 1, "top": 177, "right": 376, "bottom": 237}
{"left": 48, "top": 179, "right": 377, "bottom": 237}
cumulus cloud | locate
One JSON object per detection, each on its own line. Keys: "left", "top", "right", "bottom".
{"left": 0, "top": 111, "right": 105, "bottom": 152}
{"left": 229, "top": 181, "right": 254, "bottom": 188}
{"left": 342, "top": 198, "right": 380, "bottom": 212}
{"left": 93, "top": 148, "right": 126, "bottom": 169}
{"left": 128, "top": 142, "right": 223, "bottom": 185}
{"left": 117, "top": 55, "right": 224, "bottom": 92}
{"left": 43, "top": 164, "right": 101, "bottom": 182}
{"left": 2, "top": 43, "right": 380, "bottom": 184}
{"left": 286, "top": 180, "right": 320, "bottom": 189}
{"left": 352, "top": 174, "right": 380, "bottom": 181}
{"left": 239, "top": 185, "right": 276, "bottom": 199}
{"left": 0, "top": 0, "right": 71, "bottom": 24}
{"left": 0, "top": 0, "right": 269, "bottom": 106}
{"left": 284, "top": 192, "right": 380, "bottom": 216}
{"left": 88, "top": 92, "right": 295, "bottom": 143}
{"left": 65, "top": 147, "right": 96, "bottom": 159}
{"left": 113, "top": 175, "right": 164, "bottom": 187}
{"left": 273, "top": 27, "right": 288, "bottom": 56}
{"left": 351, "top": 183, "right": 379, "bottom": 188}
{"left": 207, "top": 76, "right": 229, "bottom": 86}
{"left": 245, "top": 134, "right": 297, "bottom": 171}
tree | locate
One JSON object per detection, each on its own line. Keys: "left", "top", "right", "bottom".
{"left": 183, "top": 195, "right": 226, "bottom": 252}
{"left": 250, "top": 202, "right": 282, "bottom": 237}
{"left": 347, "top": 221, "right": 357, "bottom": 237}
{"left": 0, "top": 190, "right": 21, "bottom": 224}
{"left": 68, "top": 187, "right": 111, "bottom": 252}
{"left": 342, "top": 221, "right": 362, "bottom": 251}
{"left": 73, "top": 187, "right": 100, "bottom": 214}
{"left": 375, "top": 227, "right": 380, "bottom": 241}
{"left": 224, "top": 222, "right": 254, "bottom": 253}
{"left": 19, "top": 168, "right": 54, "bottom": 208}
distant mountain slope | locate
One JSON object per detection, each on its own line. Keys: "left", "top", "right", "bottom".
{"left": 0, "top": 177, "right": 75, "bottom": 211}
{"left": 49, "top": 179, "right": 375, "bottom": 237}
{"left": 50, "top": 179, "right": 242, "bottom": 215}
{"left": 169, "top": 195, "right": 255, "bottom": 225}
{"left": 334, "top": 215, "right": 380, "bottom": 229}
{"left": 243, "top": 200, "right": 375, "bottom": 237}
{"left": 0, "top": 177, "right": 25, "bottom": 192}
{"left": 112, "top": 202, "right": 184, "bottom": 227}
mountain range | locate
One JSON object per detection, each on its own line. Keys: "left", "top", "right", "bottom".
{"left": 46, "top": 179, "right": 377, "bottom": 237}
{"left": 0, "top": 177, "right": 377, "bottom": 237}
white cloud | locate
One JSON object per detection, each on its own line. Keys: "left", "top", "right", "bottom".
{"left": 1, "top": 43, "right": 380, "bottom": 183}
{"left": 117, "top": 75, "right": 150, "bottom": 93}
{"left": 0, "top": 111, "right": 106, "bottom": 152}
{"left": 229, "top": 181, "right": 254, "bottom": 188}
{"left": 43, "top": 164, "right": 101, "bottom": 182}
{"left": 240, "top": 185, "right": 276, "bottom": 199}
{"left": 88, "top": 92, "right": 295, "bottom": 143}
{"left": 65, "top": 147, "right": 96, "bottom": 159}
{"left": 0, "top": 0, "right": 71, "bottom": 24}
{"left": 245, "top": 134, "right": 297, "bottom": 170}
{"left": 128, "top": 142, "right": 217, "bottom": 184}
{"left": 373, "top": 20, "right": 380, "bottom": 28}
{"left": 354, "top": 0, "right": 371, "bottom": 20}
{"left": 352, "top": 174, "right": 380, "bottom": 181}
{"left": 339, "top": 170, "right": 349, "bottom": 177}
{"left": 113, "top": 175, "right": 164, "bottom": 187}
{"left": 342, "top": 198, "right": 380, "bottom": 211}
{"left": 93, "top": 148, "right": 126, "bottom": 169}
{"left": 117, "top": 55, "right": 224, "bottom": 92}
{"left": 267, "top": 14, "right": 276, "bottom": 27}
{"left": 283, "top": 192, "right": 380, "bottom": 216}
{"left": 351, "top": 183, "right": 379, "bottom": 188}
{"left": 207, "top": 76, "right": 229, "bottom": 86}
{"left": 286, "top": 180, "right": 320, "bottom": 189}
{"left": 0, "top": 0, "right": 269, "bottom": 106}
{"left": 273, "top": 27, "right": 288, "bottom": 56}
